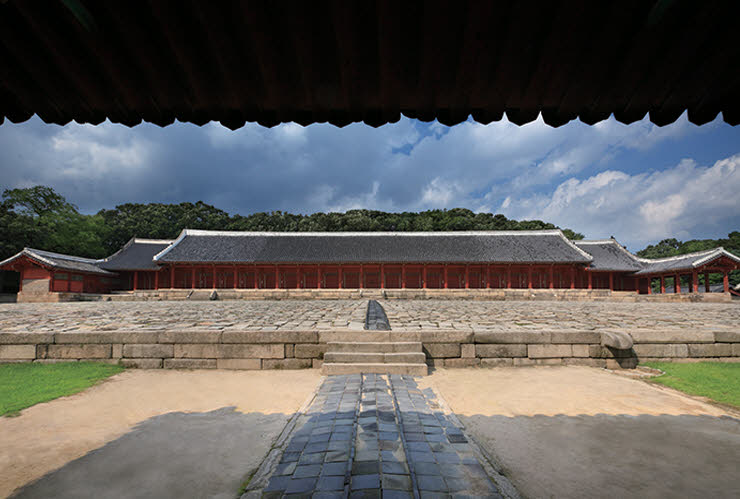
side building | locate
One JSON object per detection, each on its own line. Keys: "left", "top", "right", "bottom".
{"left": 0, "top": 230, "right": 737, "bottom": 302}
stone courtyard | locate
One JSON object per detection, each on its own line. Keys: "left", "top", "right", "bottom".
{"left": 0, "top": 299, "right": 737, "bottom": 333}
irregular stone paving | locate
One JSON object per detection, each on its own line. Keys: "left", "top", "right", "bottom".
{"left": 0, "top": 301, "right": 368, "bottom": 332}
{"left": 0, "top": 300, "right": 737, "bottom": 334}
{"left": 383, "top": 300, "right": 739, "bottom": 331}
{"left": 259, "top": 374, "right": 502, "bottom": 498}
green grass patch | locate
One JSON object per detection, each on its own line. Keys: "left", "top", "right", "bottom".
{"left": 643, "top": 361, "right": 740, "bottom": 409}
{"left": 0, "top": 362, "right": 124, "bottom": 416}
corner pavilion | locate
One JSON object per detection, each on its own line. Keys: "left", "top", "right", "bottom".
{"left": 1, "top": 230, "right": 738, "bottom": 299}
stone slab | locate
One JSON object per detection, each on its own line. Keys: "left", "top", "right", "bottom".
{"left": 221, "top": 331, "right": 319, "bottom": 344}
{"left": 163, "top": 358, "right": 217, "bottom": 369}
{"left": 474, "top": 331, "right": 551, "bottom": 344}
{"left": 475, "top": 344, "right": 527, "bottom": 358}
{"left": 423, "top": 343, "right": 461, "bottom": 358}
{"left": 262, "top": 358, "right": 313, "bottom": 369}
{"left": 174, "top": 344, "right": 219, "bottom": 359}
{"left": 55, "top": 332, "right": 159, "bottom": 344}
{"left": 0, "top": 344, "right": 36, "bottom": 359}
{"left": 123, "top": 344, "right": 174, "bottom": 358}
{"left": 217, "top": 358, "right": 261, "bottom": 370}
{"left": 687, "top": 343, "right": 733, "bottom": 357}
{"left": 629, "top": 330, "right": 715, "bottom": 344}
{"left": 47, "top": 344, "right": 111, "bottom": 359}
{"left": 632, "top": 344, "right": 689, "bottom": 358}
{"left": 0, "top": 333, "right": 53, "bottom": 344}
{"left": 528, "top": 344, "right": 573, "bottom": 359}
{"left": 158, "top": 331, "right": 222, "bottom": 343}
{"left": 120, "top": 358, "right": 162, "bottom": 368}
{"left": 218, "top": 344, "right": 284, "bottom": 359}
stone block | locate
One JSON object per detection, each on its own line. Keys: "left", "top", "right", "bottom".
{"left": 390, "top": 331, "right": 474, "bottom": 344}
{"left": 423, "top": 343, "right": 460, "bottom": 358}
{"left": 630, "top": 330, "right": 714, "bottom": 344}
{"left": 550, "top": 331, "right": 601, "bottom": 344}
{"left": 285, "top": 344, "right": 295, "bottom": 358}
{"left": 123, "top": 344, "right": 174, "bottom": 358}
{"left": 312, "top": 359, "right": 323, "bottom": 369}
{"left": 425, "top": 358, "right": 444, "bottom": 367}
{"left": 480, "top": 358, "right": 514, "bottom": 367}
{"left": 600, "top": 331, "right": 633, "bottom": 350}
{"left": 218, "top": 344, "right": 284, "bottom": 359}
{"left": 217, "top": 358, "right": 261, "bottom": 370}
{"left": 294, "top": 344, "right": 329, "bottom": 358}
{"left": 687, "top": 344, "right": 733, "bottom": 357}
{"left": 0, "top": 332, "right": 53, "bottom": 344}
{"left": 222, "top": 330, "right": 318, "bottom": 344}
{"left": 528, "top": 344, "right": 572, "bottom": 359}
{"left": 734, "top": 344, "right": 740, "bottom": 357}
{"left": 715, "top": 331, "right": 740, "bottom": 343}
{"left": 571, "top": 344, "right": 590, "bottom": 358}
{"left": 0, "top": 344, "right": 36, "bottom": 359}
{"left": 632, "top": 344, "right": 688, "bottom": 358}
{"left": 318, "top": 331, "right": 391, "bottom": 343}
{"left": 158, "top": 331, "right": 222, "bottom": 343}
{"left": 588, "top": 345, "right": 634, "bottom": 358}
{"left": 444, "top": 358, "right": 480, "bottom": 368}
{"left": 262, "top": 358, "right": 312, "bottom": 369}
{"left": 120, "top": 358, "right": 162, "bottom": 368}
{"left": 33, "top": 359, "right": 77, "bottom": 364}
{"left": 47, "top": 344, "right": 111, "bottom": 359}
{"left": 112, "top": 344, "right": 123, "bottom": 358}
{"left": 563, "top": 358, "right": 607, "bottom": 368}
{"left": 461, "top": 344, "right": 475, "bottom": 358}
{"left": 512, "top": 358, "right": 537, "bottom": 367}
{"left": 174, "top": 344, "right": 219, "bottom": 358}
{"left": 164, "top": 358, "right": 217, "bottom": 369}
{"left": 475, "top": 344, "right": 527, "bottom": 358}
{"left": 55, "top": 332, "right": 158, "bottom": 344}
{"left": 474, "top": 331, "right": 551, "bottom": 344}
{"left": 36, "top": 344, "right": 48, "bottom": 359}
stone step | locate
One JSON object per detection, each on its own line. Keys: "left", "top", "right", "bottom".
{"left": 325, "top": 341, "right": 422, "bottom": 353}
{"left": 323, "top": 352, "right": 427, "bottom": 364}
{"left": 321, "top": 362, "right": 428, "bottom": 376}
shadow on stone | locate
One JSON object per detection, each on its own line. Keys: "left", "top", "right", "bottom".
{"left": 365, "top": 300, "right": 391, "bottom": 331}
{"left": 10, "top": 407, "right": 291, "bottom": 499}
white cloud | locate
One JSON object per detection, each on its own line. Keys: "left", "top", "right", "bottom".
{"left": 499, "top": 154, "right": 740, "bottom": 248}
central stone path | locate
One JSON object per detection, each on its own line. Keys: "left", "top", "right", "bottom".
{"left": 257, "top": 375, "right": 503, "bottom": 498}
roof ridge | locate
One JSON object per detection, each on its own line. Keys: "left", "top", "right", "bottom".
{"left": 639, "top": 247, "right": 724, "bottom": 263}
{"left": 28, "top": 248, "right": 102, "bottom": 264}
{"left": 180, "top": 229, "right": 566, "bottom": 237}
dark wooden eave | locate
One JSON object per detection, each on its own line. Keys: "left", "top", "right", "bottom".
{"left": 1, "top": 0, "right": 738, "bottom": 130}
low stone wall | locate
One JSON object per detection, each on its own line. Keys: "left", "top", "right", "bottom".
{"left": 1, "top": 329, "right": 738, "bottom": 370}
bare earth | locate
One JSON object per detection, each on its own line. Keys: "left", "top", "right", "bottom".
{"left": 422, "top": 367, "right": 740, "bottom": 499}
{"left": 0, "top": 369, "right": 322, "bottom": 498}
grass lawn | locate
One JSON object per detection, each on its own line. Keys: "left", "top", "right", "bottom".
{"left": 643, "top": 361, "right": 740, "bottom": 409}
{"left": 0, "top": 362, "right": 124, "bottom": 416}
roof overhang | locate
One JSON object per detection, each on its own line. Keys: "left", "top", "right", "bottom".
{"left": 1, "top": 1, "right": 738, "bottom": 129}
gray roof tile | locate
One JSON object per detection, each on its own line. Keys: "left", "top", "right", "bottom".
{"left": 99, "top": 238, "right": 173, "bottom": 271}
{"left": 0, "top": 248, "right": 114, "bottom": 276}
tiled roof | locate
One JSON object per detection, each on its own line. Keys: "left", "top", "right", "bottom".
{"left": 99, "top": 238, "right": 173, "bottom": 271}
{"left": 634, "top": 248, "right": 740, "bottom": 275}
{"left": 575, "top": 240, "right": 644, "bottom": 271}
{"left": 1, "top": 2, "right": 737, "bottom": 129}
{"left": 154, "top": 230, "right": 594, "bottom": 264}
{"left": 0, "top": 248, "right": 114, "bottom": 276}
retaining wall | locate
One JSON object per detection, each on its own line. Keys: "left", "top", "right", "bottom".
{"left": 1, "top": 329, "right": 738, "bottom": 370}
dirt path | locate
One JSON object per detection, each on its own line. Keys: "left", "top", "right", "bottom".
{"left": 0, "top": 369, "right": 322, "bottom": 498}
{"left": 422, "top": 367, "right": 740, "bottom": 499}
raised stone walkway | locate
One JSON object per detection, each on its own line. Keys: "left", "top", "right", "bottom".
{"left": 247, "top": 375, "right": 507, "bottom": 498}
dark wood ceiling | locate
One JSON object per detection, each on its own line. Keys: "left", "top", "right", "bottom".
{"left": 1, "top": 0, "right": 738, "bottom": 129}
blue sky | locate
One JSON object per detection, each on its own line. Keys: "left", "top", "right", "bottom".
{"left": 1, "top": 113, "right": 738, "bottom": 251}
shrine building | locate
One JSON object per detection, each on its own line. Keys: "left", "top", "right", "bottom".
{"left": 1, "top": 229, "right": 738, "bottom": 301}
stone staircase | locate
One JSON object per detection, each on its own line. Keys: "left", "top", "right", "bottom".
{"left": 321, "top": 340, "right": 428, "bottom": 375}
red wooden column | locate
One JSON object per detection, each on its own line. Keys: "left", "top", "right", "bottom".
{"left": 253, "top": 264, "right": 258, "bottom": 289}
{"left": 587, "top": 270, "right": 592, "bottom": 290}
{"left": 380, "top": 264, "right": 384, "bottom": 289}
{"left": 647, "top": 278, "right": 652, "bottom": 294}
{"left": 154, "top": 270, "right": 159, "bottom": 290}
{"left": 274, "top": 265, "right": 278, "bottom": 289}
{"left": 191, "top": 267, "right": 196, "bottom": 289}
{"left": 724, "top": 272, "right": 730, "bottom": 292}
{"left": 675, "top": 274, "right": 680, "bottom": 293}
{"left": 170, "top": 265, "right": 175, "bottom": 288}
{"left": 549, "top": 266, "right": 555, "bottom": 289}
{"left": 444, "top": 264, "right": 448, "bottom": 289}
{"left": 608, "top": 272, "right": 613, "bottom": 291}
{"left": 704, "top": 272, "right": 710, "bottom": 292}
{"left": 49, "top": 271, "right": 53, "bottom": 292}
{"left": 212, "top": 265, "right": 216, "bottom": 288}
{"left": 422, "top": 264, "right": 427, "bottom": 289}
{"left": 360, "top": 264, "right": 364, "bottom": 289}
{"left": 401, "top": 264, "right": 406, "bottom": 289}
{"left": 506, "top": 266, "right": 512, "bottom": 289}
{"left": 570, "top": 267, "right": 575, "bottom": 289}
{"left": 133, "top": 271, "right": 138, "bottom": 291}
{"left": 317, "top": 265, "right": 322, "bottom": 289}
{"left": 660, "top": 276, "right": 665, "bottom": 294}
{"left": 233, "top": 266, "right": 237, "bottom": 288}
{"left": 487, "top": 264, "right": 491, "bottom": 289}
{"left": 527, "top": 267, "right": 533, "bottom": 289}
{"left": 338, "top": 265, "right": 343, "bottom": 289}
{"left": 692, "top": 271, "right": 698, "bottom": 293}
{"left": 296, "top": 266, "right": 300, "bottom": 289}
{"left": 465, "top": 264, "right": 469, "bottom": 289}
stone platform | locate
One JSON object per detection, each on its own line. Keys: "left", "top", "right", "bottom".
{"left": 0, "top": 300, "right": 738, "bottom": 370}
